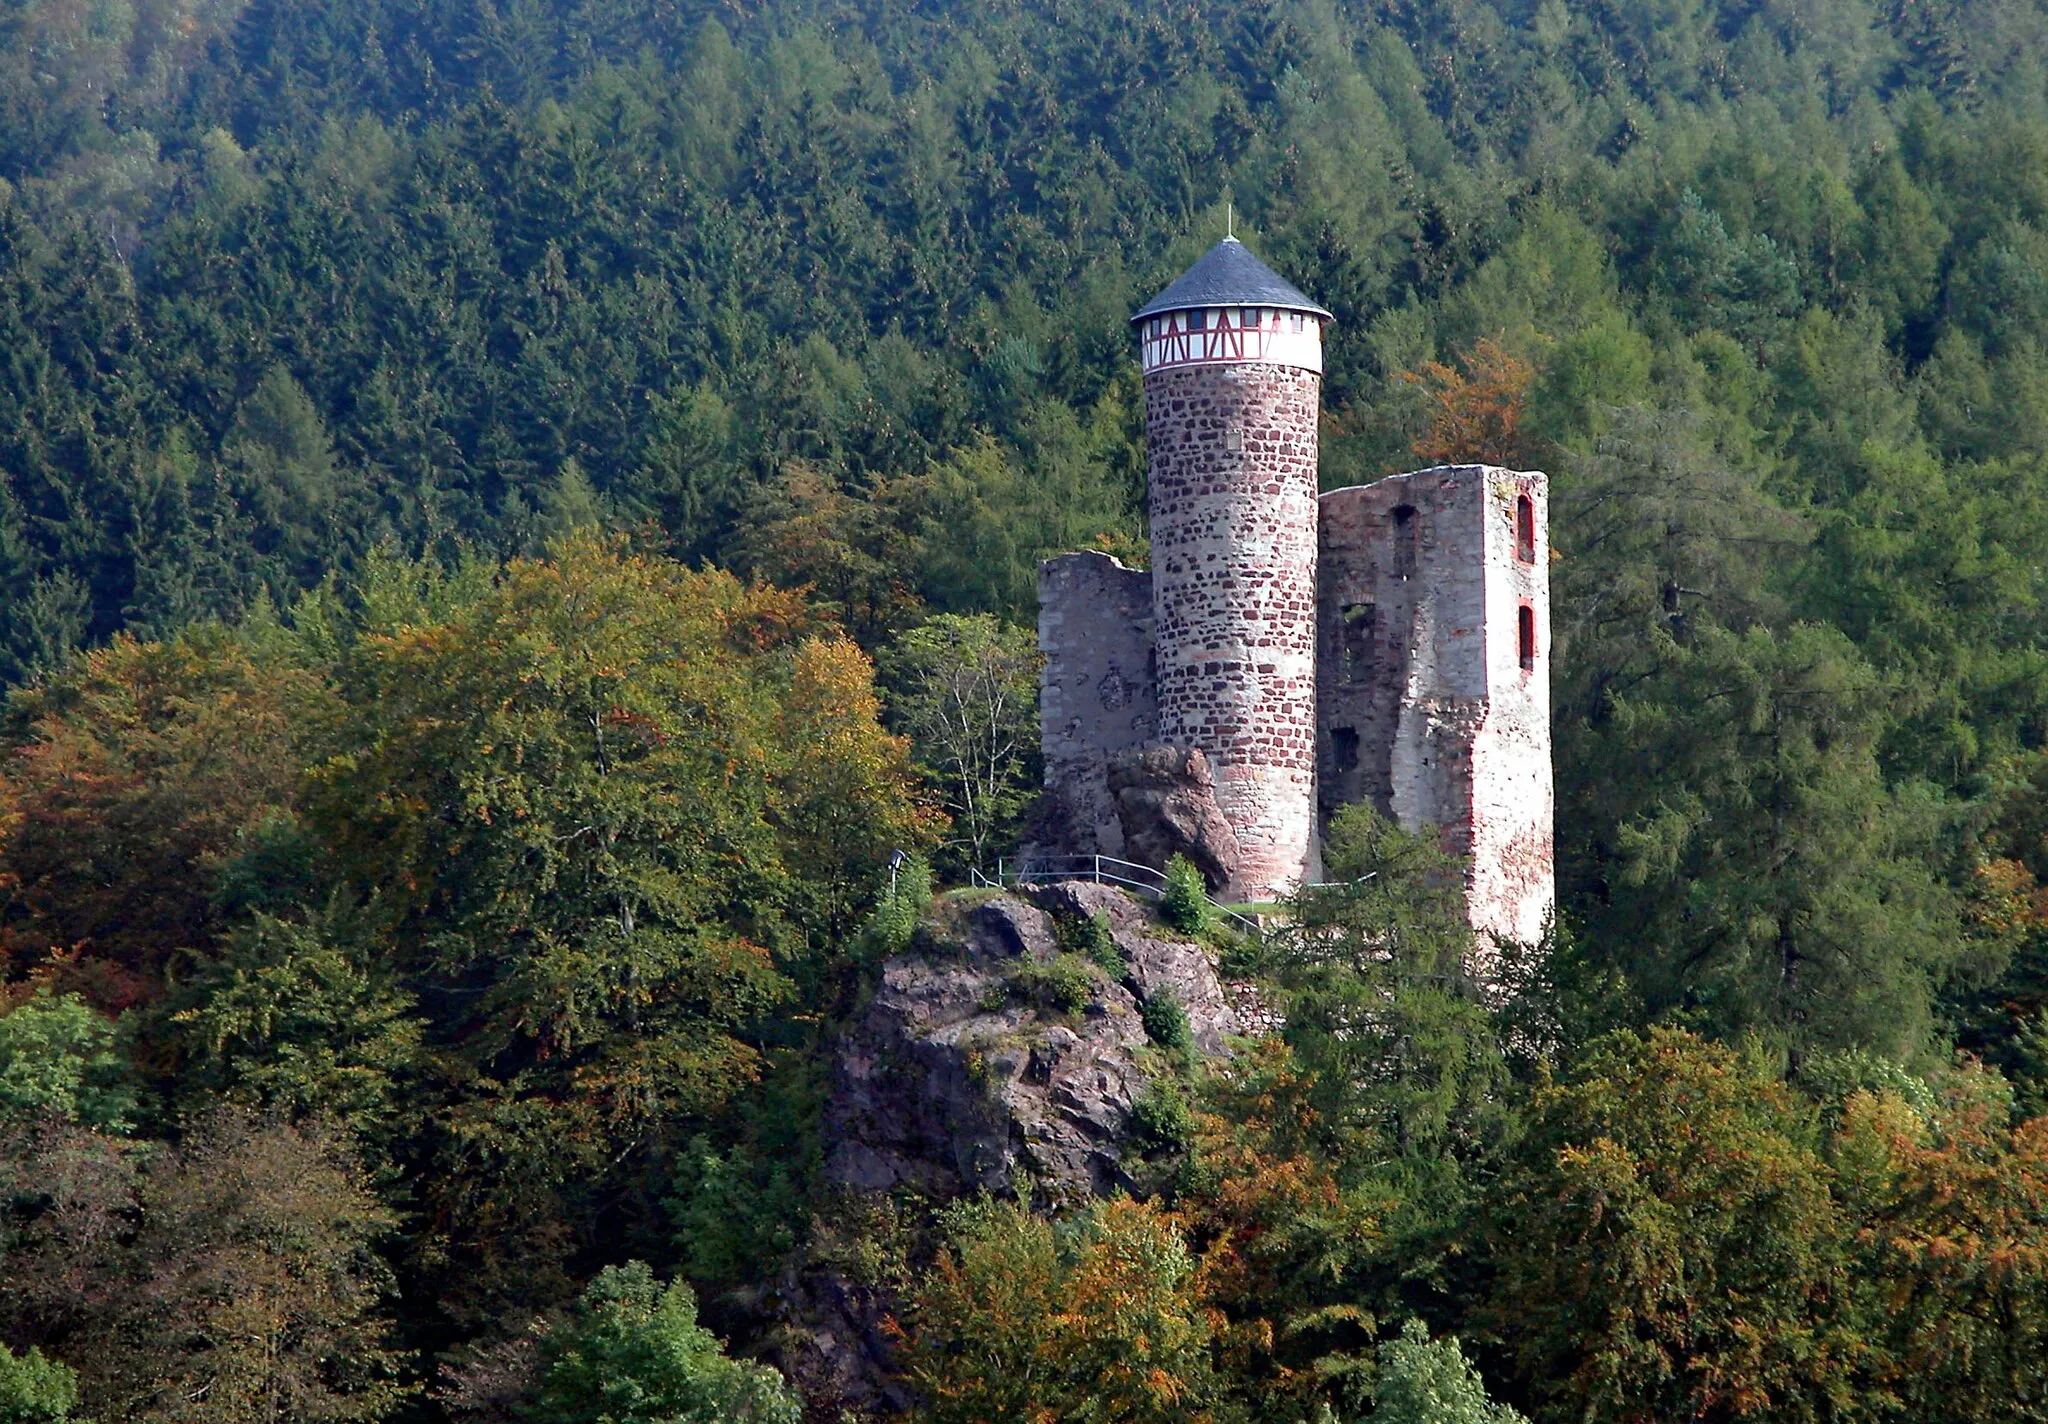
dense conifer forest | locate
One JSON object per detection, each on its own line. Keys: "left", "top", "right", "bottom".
{"left": 5, "top": 0, "right": 2048, "bottom": 1419}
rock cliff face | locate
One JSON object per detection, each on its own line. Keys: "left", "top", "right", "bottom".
{"left": 781, "top": 882, "right": 1240, "bottom": 1417}
{"left": 823, "top": 885, "right": 1237, "bottom": 1204}
{"left": 1107, "top": 743, "right": 1242, "bottom": 891}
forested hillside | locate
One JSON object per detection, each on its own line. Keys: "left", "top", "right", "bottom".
{"left": 6, "top": 0, "right": 2048, "bottom": 1420}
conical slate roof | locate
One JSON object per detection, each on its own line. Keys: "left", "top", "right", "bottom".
{"left": 1130, "top": 237, "right": 1333, "bottom": 324}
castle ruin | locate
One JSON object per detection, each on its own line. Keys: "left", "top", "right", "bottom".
{"left": 1037, "top": 237, "right": 1554, "bottom": 946}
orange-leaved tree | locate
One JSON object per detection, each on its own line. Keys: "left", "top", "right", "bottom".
{"left": 1401, "top": 337, "right": 1540, "bottom": 469}
{"left": 902, "top": 1195, "right": 1228, "bottom": 1424}
{"left": 0, "top": 626, "right": 324, "bottom": 1007}
{"left": 1833, "top": 1065, "right": 2048, "bottom": 1421}
{"left": 1181, "top": 1039, "right": 1392, "bottom": 1416}
{"left": 1485, "top": 1028, "right": 1868, "bottom": 1424}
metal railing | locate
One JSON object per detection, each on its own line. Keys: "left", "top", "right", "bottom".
{"left": 971, "top": 854, "right": 1263, "bottom": 938}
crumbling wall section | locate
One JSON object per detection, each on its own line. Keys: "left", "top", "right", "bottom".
{"left": 1317, "top": 465, "right": 1553, "bottom": 947}
{"left": 1037, "top": 551, "right": 1158, "bottom": 857}
{"left": 1468, "top": 468, "right": 1554, "bottom": 948}
{"left": 1145, "top": 362, "right": 1322, "bottom": 899}
{"left": 1317, "top": 468, "right": 1488, "bottom": 839}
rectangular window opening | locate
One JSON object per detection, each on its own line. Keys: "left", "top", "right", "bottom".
{"left": 1331, "top": 726, "right": 1361, "bottom": 773}
{"left": 1392, "top": 505, "right": 1417, "bottom": 578}
{"left": 1515, "top": 494, "right": 1536, "bottom": 563}
{"left": 1340, "top": 602, "right": 1376, "bottom": 682}
{"left": 1518, "top": 603, "right": 1536, "bottom": 672}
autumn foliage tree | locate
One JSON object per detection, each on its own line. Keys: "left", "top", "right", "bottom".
{"left": 903, "top": 1196, "right": 1228, "bottom": 1424}
{"left": 0, "top": 627, "right": 321, "bottom": 1006}
{"left": 1486, "top": 1030, "right": 1866, "bottom": 1424}
{"left": 1833, "top": 1068, "right": 2048, "bottom": 1421}
{"left": 302, "top": 538, "right": 935, "bottom": 1318}
{"left": 0, "top": 1107, "right": 405, "bottom": 1424}
{"left": 1401, "top": 339, "right": 1541, "bottom": 469}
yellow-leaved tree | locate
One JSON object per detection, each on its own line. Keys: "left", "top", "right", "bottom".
{"left": 303, "top": 538, "right": 936, "bottom": 1319}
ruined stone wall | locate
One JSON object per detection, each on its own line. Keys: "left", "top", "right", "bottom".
{"left": 1145, "top": 362, "right": 1322, "bottom": 900}
{"left": 1037, "top": 551, "right": 1158, "bottom": 857}
{"left": 1468, "top": 469, "right": 1554, "bottom": 947}
{"left": 1317, "top": 465, "right": 1553, "bottom": 947}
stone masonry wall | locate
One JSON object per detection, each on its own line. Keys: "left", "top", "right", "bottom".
{"left": 1037, "top": 552, "right": 1158, "bottom": 857}
{"left": 1317, "top": 465, "right": 1553, "bottom": 948}
{"left": 1145, "top": 362, "right": 1322, "bottom": 900}
{"left": 1469, "top": 469, "right": 1553, "bottom": 947}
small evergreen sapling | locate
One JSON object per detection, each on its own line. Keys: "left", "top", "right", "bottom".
{"left": 1161, "top": 854, "right": 1213, "bottom": 935}
{"left": 1371, "top": 1319, "right": 1527, "bottom": 1424}
{"left": 1140, "top": 989, "right": 1194, "bottom": 1058}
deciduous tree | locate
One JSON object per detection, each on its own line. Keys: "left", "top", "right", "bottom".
{"left": 1486, "top": 1030, "right": 1865, "bottom": 1424}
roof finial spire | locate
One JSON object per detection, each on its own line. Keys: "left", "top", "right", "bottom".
{"left": 1226, "top": 202, "right": 1234, "bottom": 240}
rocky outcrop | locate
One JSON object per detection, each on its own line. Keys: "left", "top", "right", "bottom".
{"left": 772, "top": 1269, "right": 914, "bottom": 1422}
{"left": 1107, "top": 743, "right": 1242, "bottom": 889}
{"left": 1023, "top": 880, "right": 1240, "bottom": 1055}
{"left": 826, "top": 893, "right": 1145, "bottom": 1205}
{"left": 823, "top": 882, "right": 1242, "bottom": 1203}
{"left": 784, "top": 883, "right": 1243, "bottom": 1416}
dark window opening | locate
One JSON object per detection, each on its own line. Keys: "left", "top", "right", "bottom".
{"left": 1187, "top": 308, "right": 1205, "bottom": 331}
{"left": 1518, "top": 603, "right": 1536, "bottom": 672}
{"left": 1392, "top": 505, "right": 1417, "bottom": 577}
{"left": 1331, "top": 726, "right": 1360, "bottom": 773}
{"left": 1340, "top": 602, "right": 1377, "bottom": 682}
{"left": 1515, "top": 494, "right": 1536, "bottom": 563}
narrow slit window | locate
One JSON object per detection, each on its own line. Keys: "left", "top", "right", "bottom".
{"left": 1341, "top": 603, "right": 1377, "bottom": 682}
{"left": 1515, "top": 494, "right": 1536, "bottom": 563}
{"left": 1392, "top": 505, "right": 1417, "bottom": 578}
{"left": 1518, "top": 603, "right": 1537, "bottom": 672}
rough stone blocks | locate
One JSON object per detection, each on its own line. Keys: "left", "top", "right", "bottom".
{"left": 1318, "top": 465, "right": 1553, "bottom": 949}
{"left": 1038, "top": 551, "right": 1158, "bottom": 859}
{"left": 1144, "top": 361, "right": 1323, "bottom": 901}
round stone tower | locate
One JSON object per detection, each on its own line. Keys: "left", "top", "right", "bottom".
{"left": 1132, "top": 238, "right": 1331, "bottom": 901}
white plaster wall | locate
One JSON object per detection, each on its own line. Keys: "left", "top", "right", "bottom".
{"left": 1469, "top": 471, "right": 1555, "bottom": 949}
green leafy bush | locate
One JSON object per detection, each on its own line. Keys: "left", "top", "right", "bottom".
{"left": 1140, "top": 990, "right": 1194, "bottom": 1057}
{"left": 1372, "top": 1319, "right": 1527, "bottom": 1424}
{"left": 862, "top": 855, "right": 934, "bottom": 960}
{"left": 0, "top": 992, "right": 136, "bottom": 1132}
{"left": 667, "top": 1138, "right": 804, "bottom": 1291}
{"left": 1129, "top": 1078, "right": 1196, "bottom": 1153}
{"left": 532, "top": 1262, "right": 801, "bottom": 1424}
{"left": 1160, "top": 855, "right": 1213, "bottom": 936}
{"left": 1062, "top": 909, "right": 1123, "bottom": 973}
{"left": 1012, "top": 955, "right": 1096, "bottom": 1015}
{"left": 0, "top": 1345, "right": 78, "bottom": 1424}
